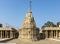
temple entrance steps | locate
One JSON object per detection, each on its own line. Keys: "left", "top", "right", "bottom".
{"left": 47, "top": 38, "right": 60, "bottom": 42}
{"left": 0, "top": 38, "right": 13, "bottom": 42}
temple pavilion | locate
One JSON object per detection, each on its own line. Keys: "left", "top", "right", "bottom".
{"left": 43, "top": 24, "right": 60, "bottom": 39}
{"left": 0, "top": 24, "right": 18, "bottom": 39}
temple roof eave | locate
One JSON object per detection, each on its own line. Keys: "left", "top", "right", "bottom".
{"left": 43, "top": 27, "right": 60, "bottom": 30}
{"left": 0, "top": 27, "right": 16, "bottom": 31}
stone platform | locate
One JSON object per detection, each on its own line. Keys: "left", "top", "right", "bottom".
{"left": 6, "top": 39, "right": 60, "bottom": 44}
{"left": 0, "top": 38, "right": 13, "bottom": 42}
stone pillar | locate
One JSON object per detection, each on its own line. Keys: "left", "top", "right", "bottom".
{"left": 58, "top": 30, "right": 60, "bottom": 38}
{"left": 32, "top": 29, "right": 33, "bottom": 40}
{"left": 50, "top": 31, "right": 53, "bottom": 38}
{"left": 10, "top": 31, "right": 13, "bottom": 38}
{"left": 5, "top": 31, "right": 7, "bottom": 38}
{"left": 56, "top": 30, "right": 57, "bottom": 38}
{"left": 13, "top": 32, "right": 14, "bottom": 38}
{"left": 45, "top": 31, "right": 48, "bottom": 38}
{"left": 57, "top": 30, "right": 59, "bottom": 38}
{"left": 1, "top": 30, "right": 2, "bottom": 38}
{"left": 5, "top": 31, "right": 6, "bottom": 38}
{"left": 7, "top": 31, "right": 8, "bottom": 38}
{"left": 13, "top": 32, "right": 15, "bottom": 38}
{"left": 53, "top": 31, "right": 55, "bottom": 38}
{"left": 3, "top": 31, "right": 4, "bottom": 38}
{"left": 0, "top": 31, "right": 1, "bottom": 38}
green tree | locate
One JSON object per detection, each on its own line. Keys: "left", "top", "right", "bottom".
{"left": 0, "top": 24, "right": 2, "bottom": 27}
{"left": 42, "top": 21, "right": 56, "bottom": 29}
{"left": 57, "top": 22, "right": 60, "bottom": 27}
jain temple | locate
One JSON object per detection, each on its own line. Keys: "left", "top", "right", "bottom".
{"left": 0, "top": 0, "right": 60, "bottom": 42}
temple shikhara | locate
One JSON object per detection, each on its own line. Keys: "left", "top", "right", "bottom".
{"left": 18, "top": 0, "right": 39, "bottom": 41}
{"left": 0, "top": 0, "right": 60, "bottom": 42}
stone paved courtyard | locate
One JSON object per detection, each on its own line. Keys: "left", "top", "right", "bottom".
{"left": 5, "top": 39, "right": 60, "bottom": 44}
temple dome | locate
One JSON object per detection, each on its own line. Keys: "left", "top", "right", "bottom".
{"left": 22, "top": 11, "right": 36, "bottom": 28}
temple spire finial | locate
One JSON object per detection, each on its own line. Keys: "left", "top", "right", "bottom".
{"left": 29, "top": 0, "right": 32, "bottom": 11}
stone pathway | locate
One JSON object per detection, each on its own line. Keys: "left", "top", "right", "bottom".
{"left": 49, "top": 38, "right": 60, "bottom": 41}
{"left": 6, "top": 39, "right": 60, "bottom": 44}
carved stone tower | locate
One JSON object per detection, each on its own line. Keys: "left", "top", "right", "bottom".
{"left": 19, "top": 0, "right": 39, "bottom": 41}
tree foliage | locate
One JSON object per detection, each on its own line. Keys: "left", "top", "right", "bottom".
{"left": 42, "top": 21, "right": 56, "bottom": 29}
{"left": 0, "top": 24, "right": 2, "bottom": 27}
{"left": 57, "top": 22, "right": 60, "bottom": 27}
